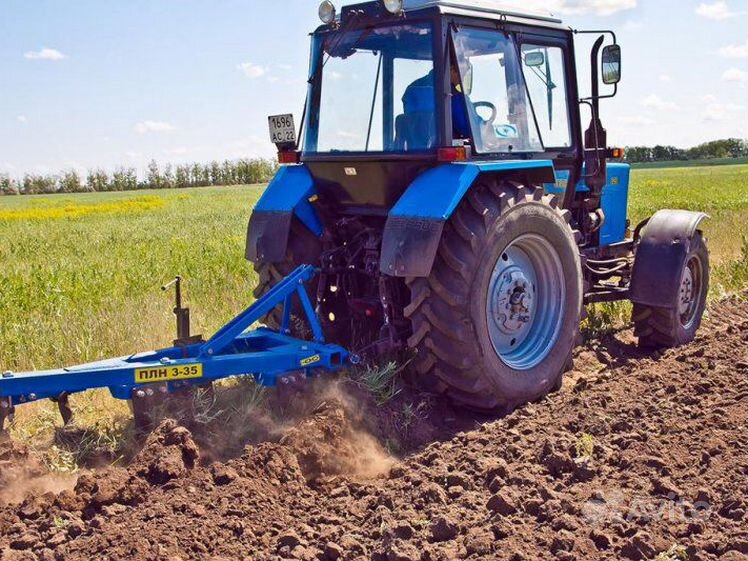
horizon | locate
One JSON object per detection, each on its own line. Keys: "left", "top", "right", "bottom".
{"left": 1, "top": 0, "right": 747, "bottom": 178}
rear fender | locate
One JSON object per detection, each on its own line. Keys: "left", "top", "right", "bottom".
{"left": 246, "top": 165, "right": 323, "bottom": 263}
{"left": 380, "top": 161, "right": 556, "bottom": 277}
{"left": 629, "top": 209, "right": 709, "bottom": 308}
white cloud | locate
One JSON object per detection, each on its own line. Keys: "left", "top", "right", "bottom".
{"left": 24, "top": 48, "right": 67, "bottom": 60}
{"left": 723, "top": 67, "right": 748, "bottom": 84}
{"left": 659, "top": 74, "right": 672, "bottom": 82}
{"left": 704, "top": 100, "right": 746, "bottom": 121}
{"left": 16, "top": 115, "right": 28, "bottom": 123}
{"left": 622, "top": 19, "right": 644, "bottom": 31}
{"left": 696, "top": 1, "right": 745, "bottom": 19}
{"left": 0, "top": 162, "right": 16, "bottom": 173}
{"left": 134, "top": 120, "right": 176, "bottom": 134}
{"left": 521, "top": 0, "right": 636, "bottom": 16}
{"left": 642, "top": 94, "right": 680, "bottom": 111}
{"left": 621, "top": 115, "right": 656, "bottom": 126}
{"left": 562, "top": 0, "right": 637, "bottom": 16}
{"left": 236, "top": 62, "right": 267, "bottom": 79}
{"left": 720, "top": 39, "right": 748, "bottom": 58}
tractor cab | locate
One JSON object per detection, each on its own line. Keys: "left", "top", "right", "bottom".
{"left": 275, "top": 0, "right": 620, "bottom": 219}
{"left": 304, "top": 1, "right": 572, "bottom": 160}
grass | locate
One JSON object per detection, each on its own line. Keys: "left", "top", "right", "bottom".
{"left": 0, "top": 195, "right": 165, "bottom": 221}
{"left": 629, "top": 164, "right": 748, "bottom": 280}
{"left": 352, "top": 361, "right": 406, "bottom": 406}
{"left": 631, "top": 156, "right": 748, "bottom": 170}
{"left": 575, "top": 433, "right": 596, "bottom": 462}
{"left": 2, "top": 164, "right": 748, "bottom": 466}
{"left": 585, "top": 163, "right": 748, "bottom": 336}
{"left": 0, "top": 185, "right": 264, "bottom": 466}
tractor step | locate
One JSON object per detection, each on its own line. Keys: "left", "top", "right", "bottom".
{"left": 0, "top": 265, "right": 350, "bottom": 432}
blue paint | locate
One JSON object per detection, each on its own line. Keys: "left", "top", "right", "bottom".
{"left": 545, "top": 163, "right": 631, "bottom": 246}
{"left": 600, "top": 164, "right": 631, "bottom": 246}
{"left": 256, "top": 165, "right": 323, "bottom": 236}
{"left": 391, "top": 161, "right": 556, "bottom": 220}
{"left": 0, "top": 265, "right": 348, "bottom": 408}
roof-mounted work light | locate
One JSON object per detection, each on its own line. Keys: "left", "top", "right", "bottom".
{"left": 319, "top": 1, "right": 337, "bottom": 24}
{"left": 383, "top": 0, "right": 404, "bottom": 15}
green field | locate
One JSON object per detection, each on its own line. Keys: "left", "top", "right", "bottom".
{"left": 631, "top": 156, "right": 748, "bottom": 170}
{"left": 1, "top": 164, "right": 747, "bottom": 465}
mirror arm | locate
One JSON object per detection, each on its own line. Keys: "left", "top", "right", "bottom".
{"left": 589, "top": 35, "right": 605, "bottom": 115}
{"left": 573, "top": 29, "right": 618, "bottom": 45}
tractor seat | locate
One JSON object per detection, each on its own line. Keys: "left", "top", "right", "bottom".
{"left": 395, "top": 113, "right": 437, "bottom": 151}
{"left": 396, "top": 84, "right": 437, "bottom": 150}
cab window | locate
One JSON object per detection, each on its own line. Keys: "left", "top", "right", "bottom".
{"left": 521, "top": 45, "right": 572, "bottom": 148}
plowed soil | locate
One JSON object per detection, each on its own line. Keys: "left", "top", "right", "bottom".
{"left": 2, "top": 296, "right": 748, "bottom": 561}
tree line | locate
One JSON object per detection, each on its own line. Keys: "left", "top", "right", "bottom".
{"left": 3, "top": 138, "right": 747, "bottom": 195}
{"left": 624, "top": 138, "right": 748, "bottom": 164}
{"left": 0, "top": 158, "right": 278, "bottom": 196}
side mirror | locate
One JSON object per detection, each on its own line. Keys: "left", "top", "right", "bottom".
{"left": 524, "top": 51, "right": 545, "bottom": 68}
{"left": 601, "top": 44, "right": 621, "bottom": 85}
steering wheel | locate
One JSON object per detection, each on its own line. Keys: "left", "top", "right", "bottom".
{"left": 473, "top": 101, "right": 497, "bottom": 125}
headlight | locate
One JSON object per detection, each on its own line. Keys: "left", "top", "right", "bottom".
{"left": 319, "top": 0, "right": 336, "bottom": 24}
{"left": 383, "top": 0, "right": 404, "bottom": 15}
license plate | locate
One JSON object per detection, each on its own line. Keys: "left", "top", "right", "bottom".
{"left": 268, "top": 114, "right": 296, "bottom": 145}
{"left": 134, "top": 363, "right": 203, "bottom": 384}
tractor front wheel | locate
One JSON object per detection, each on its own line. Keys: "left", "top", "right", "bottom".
{"left": 406, "top": 181, "right": 583, "bottom": 413}
{"left": 633, "top": 232, "right": 709, "bottom": 348}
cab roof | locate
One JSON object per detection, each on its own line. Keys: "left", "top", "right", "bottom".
{"left": 401, "top": 0, "right": 563, "bottom": 24}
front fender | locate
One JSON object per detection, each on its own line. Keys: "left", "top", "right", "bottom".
{"left": 629, "top": 209, "right": 709, "bottom": 308}
{"left": 380, "top": 161, "right": 556, "bottom": 277}
{"left": 246, "top": 165, "right": 323, "bottom": 263}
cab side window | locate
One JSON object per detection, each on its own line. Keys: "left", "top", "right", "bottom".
{"left": 521, "top": 45, "right": 572, "bottom": 149}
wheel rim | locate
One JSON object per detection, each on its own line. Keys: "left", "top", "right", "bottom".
{"left": 486, "top": 234, "right": 567, "bottom": 371}
{"left": 679, "top": 255, "right": 704, "bottom": 330}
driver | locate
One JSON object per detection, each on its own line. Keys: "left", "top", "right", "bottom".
{"left": 450, "top": 61, "right": 473, "bottom": 139}
{"left": 401, "top": 60, "right": 474, "bottom": 141}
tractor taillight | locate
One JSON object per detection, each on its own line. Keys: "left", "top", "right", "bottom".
{"left": 278, "top": 150, "right": 301, "bottom": 165}
{"left": 437, "top": 146, "right": 468, "bottom": 162}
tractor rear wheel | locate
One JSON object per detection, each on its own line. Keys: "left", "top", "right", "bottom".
{"left": 405, "top": 181, "right": 583, "bottom": 413}
{"left": 253, "top": 218, "right": 322, "bottom": 332}
{"left": 633, "top": 232, "right": 709, "bottom": 348}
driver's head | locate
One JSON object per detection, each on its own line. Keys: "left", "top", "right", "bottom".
{"left": 451, "top": 58, "right": 474, "bottom": 94}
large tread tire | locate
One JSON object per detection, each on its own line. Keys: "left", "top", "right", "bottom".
{"left": 405, "top": 180, "right": 583, "bottom": 413}
{"left": 633, "top": 232, "right": 709, "bottom": 349}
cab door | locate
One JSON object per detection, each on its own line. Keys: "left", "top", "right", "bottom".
{"left": 518, "top": 32, "right": 583, "bottom": 207}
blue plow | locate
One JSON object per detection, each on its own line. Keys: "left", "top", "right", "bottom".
{"left": 0, "top": 265, "right": 350, "bottom": 431}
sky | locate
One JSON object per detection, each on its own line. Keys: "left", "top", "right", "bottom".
{"left": 1, "top": 0, "right": 747, "bottom": 177}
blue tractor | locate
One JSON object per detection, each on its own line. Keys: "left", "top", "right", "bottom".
{"left": 249, "top": 0, "right": 710, "bottom": 412}
{"left": 0, "top": 0, "right": 712, "bottom": 431}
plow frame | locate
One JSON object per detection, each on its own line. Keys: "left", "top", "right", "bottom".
{"left": 0, "top": 265, "right": 348, "bottom": 431}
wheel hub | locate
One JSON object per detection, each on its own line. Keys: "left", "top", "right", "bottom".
{"left": 486, "top": 235, "right": 567, "bottom": 371}
{"left": 494, "top": 270, "right": 535, "bottom": 335}
{"left": 679, "top": 266, "right": 694, "bottom": 316}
